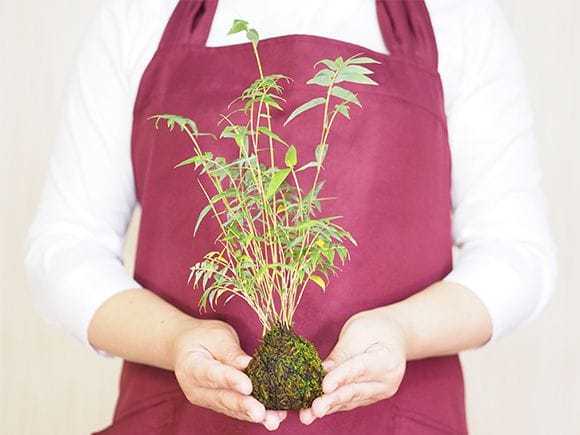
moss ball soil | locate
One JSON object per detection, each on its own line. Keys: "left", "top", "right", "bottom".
{"left": 245, "top": 324, "right": 324, "bottom": 410}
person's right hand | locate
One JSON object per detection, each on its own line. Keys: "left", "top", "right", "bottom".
{"left": 172, "top": 318, "right": 287, "bottom": 431}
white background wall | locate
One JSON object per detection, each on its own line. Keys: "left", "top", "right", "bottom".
{"left": 1, "top": 0, "right": 578, "bottom": 433}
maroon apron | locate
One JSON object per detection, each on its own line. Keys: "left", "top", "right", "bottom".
{"left": 94, "top": 0, "right": 467, "bottom": 433}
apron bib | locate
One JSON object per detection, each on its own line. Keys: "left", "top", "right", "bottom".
{"left": 94, "top": 1, "right": 467, "bottom": 433}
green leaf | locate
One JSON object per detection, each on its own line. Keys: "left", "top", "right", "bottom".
{"left": 336, "top": 72, "right": 378, "bottom": 86}
{"left": 296, "top": 161, "right": 319, "bottom": 172}
{"left": 284, "top": 97, "right": 326, "bottom": 126}
{"left": 194, "top": 204, "right": 212, "bottom": 236}
{"left": 342, "top": 65, "right": 375, "bottom": 75}
{"left": 211, "top": 188, "right": 237, "bottom": 204}
{"left": 223, "top": 294, "right": 237, "bottom": 305}
{"left": 174, "top": 155, "right": 198, "bottom": 168}
{"left": 346, "top": 56, "right": 381, "bottom": 65}
{"left": 246, "top": 28, "right": 259, "bottom": 44}
{"left": 261, "top": 95, "right": 283, "bottom": 111}
{"left": 330, "top": 86, "right": 361, "bottom": 107}
{"left": 148, "top": 114, "right": 199, "bottom": 134}
{"left": 336, "top": 246, "right": 349, "bottom": 262}
{"left": 285, "top": 145, "right": 297, "bottom": 167}
{"left": 266, "top": 169, "right": 291, "bottom": 199}
{"left": 309, "top": 275, "right": 326, "bottom": 291}
{"left": 258, "top": 126, "right": 287, "bottom": 145}
{"left": 314, "top": 59, "right": 337, "bottom": 70}
{"left": 315, "top": 143, "right": 328, "bottom": 164}
{"left": 336, "top": 104, "right": 350, "bottom": 119}
{"left": 220, "top": 124, "right": 247, "bottom": 139}
{"left": 322, "top": 248, "right": 336, "bottom": 264}
{"left": 228, "top": 19, "right": 248, "bottom": 35}
{"left": 243, "top": 95, "right": 283, "bottom": 113}
{"left": 306, "top": 69, "right": 334, "bottom": 87}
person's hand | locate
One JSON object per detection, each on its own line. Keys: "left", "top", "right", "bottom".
{"left": 173, "top": 318, "right": 287, "bottom": 431}
{"left": 299, "top": 308, "right": 408, "bottom": 425}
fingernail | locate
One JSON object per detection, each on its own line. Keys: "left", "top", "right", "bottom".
{"left": 237, "top": 382, "right": 251, "bottom": 395}
{"left": 304, "top": 416, "right": 315, "bottom": 425}
{"left": 325, "top": 382, "right": 337, "bottom": 393}
{"left": 265, "top": 415, "right": 279, "bottom": 431}
{"left": 323, "top": 360, "right": 335, "bottom": 371}
{"left": 239, "top": 356, "right": 252, "bottom": 368}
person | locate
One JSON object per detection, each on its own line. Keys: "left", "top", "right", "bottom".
{"left": 25, "top": 0, "right": 557, "bottom": 433}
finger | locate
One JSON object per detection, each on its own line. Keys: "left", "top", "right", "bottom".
{"left": 275, "top": 410, "right": 288, "bottom": 422}
{"left": 331, "top": 397, "right": 376, "bottom": 413}
{"left": 194, "top": 386, "right": 266, "bottom": 423}
{"left": 211, "top": 342, "right": 253, "bottom": 370}
{"left": 322, "top": 350, "right": 388, "bottom": 393}
{"left": 263, "top": 410, "right": 283, "bottom": 431}
{"left": 312, "top": 382, "right": 389, "bottom": 418}
{"left": 299, "top": 408, "right": 317, "bottom": 425}
{"left": 323, "top": 345, "right": 351, "bottom": 372}
{"left": 192, "top": 358, "right": 252, "bottom": 394}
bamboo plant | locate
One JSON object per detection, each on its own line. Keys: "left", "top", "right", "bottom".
{"left": 150, "top": 19, "right": 379, "bottom": 410}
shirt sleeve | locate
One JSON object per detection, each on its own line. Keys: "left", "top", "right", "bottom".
{"left": 24, "top": 0, "right": 144, "bottom": 358}
{"left": 441, "top": 0, "right": 557, "bottom": 344}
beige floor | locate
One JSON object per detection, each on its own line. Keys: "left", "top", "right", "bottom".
{"left": 1, "top": 0, "right": 579, "bottom": 434}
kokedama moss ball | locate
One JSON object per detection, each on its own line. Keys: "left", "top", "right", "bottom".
{"left": 245, "top": 324, "right": 324, "bottom": 410}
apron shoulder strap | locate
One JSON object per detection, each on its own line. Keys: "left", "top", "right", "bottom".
{"left": 376, "top": 0, "right": 439, "bottom": 70}
{"left": 157, "top": 0, "right": 438, "bottom": 71}
{"left": 158, "top": 0, "right": 217, "bottom": 49}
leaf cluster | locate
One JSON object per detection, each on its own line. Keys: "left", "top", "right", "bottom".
{"left": 149, "top": 20, "right": 380, "bottom": 329}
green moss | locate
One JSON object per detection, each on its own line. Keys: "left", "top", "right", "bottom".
{"left": 245, "top": 323, "right": 324, "bottom": 410}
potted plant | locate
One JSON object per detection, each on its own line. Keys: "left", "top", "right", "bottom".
{"left": 150, "top": 19, "right": 379, "bottom": 410}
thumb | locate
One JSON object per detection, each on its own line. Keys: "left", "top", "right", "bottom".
{"left": 214, "top": 342, "right": 253, "bottom": 371}
{"left": 323, "top": 342, "right": 352, "bottom": 372}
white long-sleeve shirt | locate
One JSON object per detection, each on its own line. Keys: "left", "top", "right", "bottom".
{"left": 24, "top": 0, "right": 557, "bottom": 358}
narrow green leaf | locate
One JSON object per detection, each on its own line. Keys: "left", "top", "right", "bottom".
{"left": 336, "top": 246, "right": 349, "bottom": 262}
{"left": 284, "top": 97, "right": 326, "bottom": 126}
{"left": 285, "top": 145, "right": 297, "bottom": 167}
{"left": 322, "top": 248, "right": 336, "bottom": 264}
{"left": 306, "top": 69, "right": 334, "bottom": 87}
{"left": 315, "top": 143, "right": 328, "bottom": 164}
{"left": 148, "top": 114, "right": 199, "bottom": 134}
{"left": 266, "top": 169, "right": 291, "bottom": 199}
{"left": 336, "top": 104, "right": 350, "bottom": 119}
{"left": 296, "top": 161, "right": 319, "bottom": 172}
{"left": 346, "top": 56, "right": 381, "bottom": 65}
{"left": 262, "top": 95, "right": 283, "bottom": 111}
{"left": 309, "top": 275, "right": 326, "bottom": 291}
{"left": 331, "top": 86, "right": 361, "bottom": 107}
{"left": 223, "top": 294, "right": 236, "bottom": 305}
{"left": 194, "top": 204, "right": 212, "bottom": 236}
{"left": 342, "top": 65, "right": 375, "bottom": 75}
{"left": 335, "top": 72, "right": 378, "bottom": 86}
{"left": 314, "top": 59, "right": 337, "bottom": 70}
{"left": 228, "top": 19, "right": 248, "bottom": 35}
{"left": 246, "top": 28, "right": 259, "bottom": 44}
{"left": 211, "top": 188, "right": 237, "bottom": 203}
{"left": 174, "top": 155, "right": 198, "bottom": 168}
{"left": 258, "top": 126, "right": 287, "bottom": 145}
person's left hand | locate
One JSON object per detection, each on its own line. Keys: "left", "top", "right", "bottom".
{"left": 299, "top": 307, "right": 408, "bottom": 425}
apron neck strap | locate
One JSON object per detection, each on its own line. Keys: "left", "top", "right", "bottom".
{"left": 158, "top": 0, "right": 217, "bottom": 48}
{"left": 158, "top": 0, "right": 438, "bottom": 71}
{"left": 376, "top": 0, "right": 438, "bottom": 70}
